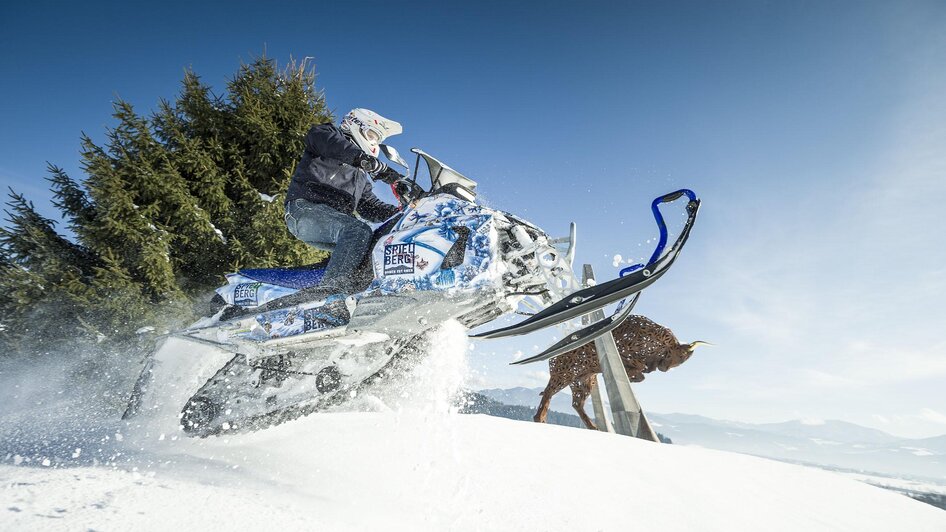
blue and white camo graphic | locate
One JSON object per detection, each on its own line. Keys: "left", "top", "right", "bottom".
{"left": 368, "top": 194, "right": 502, "bottom": 295}
{"left": 244, "top": 294, "right": 348, "bottom": 340}
{"left": 218, "top": 194, "right": 505, "bottom": 341}
{"left": 215, "top": 274, "right": 301, "bottom": 308}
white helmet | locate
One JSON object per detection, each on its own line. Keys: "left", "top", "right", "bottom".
{"left": 340, "top": 108, "right": 402, "bottom": 158}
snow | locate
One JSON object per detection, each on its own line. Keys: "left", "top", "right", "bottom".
{"left": 3, "top": 414, "right": 944, "bottom": 531}
{"left": 902, "top": 446, "right": 936, "bottom": 457}
{"left": 209, "top": 222, "right": 227, "bottom": 243}
{"left": 335, "top": 330, "right": 390, "bottom": 347}
{"left": 809, "top": 437, "right": 844, "bottom": 446}
{"left": 2, "top": 330, "right": 945, "bottom": 530}
{"left": 841, "top": 472, "right": 946, "bottom": 496}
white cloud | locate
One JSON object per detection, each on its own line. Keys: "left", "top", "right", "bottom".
{"left": 826, "top": 341, "right": 946, "bottom": 387}
{"left": 703, "top": 255, "right": 817, "bottom": 345}
{"left": 801, "top": 370, "right": 863, "bottom": 390}
{"left": 691, "top": 374, "right": 734, "bottom": 392}
{"left": 523, "top": 370, "right": 550, "bottom": 388}
{"left": 918, "top": 408, "right": 946, "bottom": 425}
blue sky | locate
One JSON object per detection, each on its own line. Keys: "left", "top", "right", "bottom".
{"left": 2, "top": 1, "right": 945, "bottom": 437}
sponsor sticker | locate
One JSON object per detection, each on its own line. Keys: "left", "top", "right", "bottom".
{"left": 233, "top": 282, "right": 262, "bottom": 306}
{"left": 383, "top": 243, "right": 415, "bottom": 275}
{"left": 255, "top": 308, "right": 305, "bottom": 339}
{"left": 303, "top": 303, "right": 349, "bottom": 333}
{"left": 303, "top": 309, "right": 330, "bottom": 333}
{"left": 302, "top": 309, "right": 326, "bottom": 332}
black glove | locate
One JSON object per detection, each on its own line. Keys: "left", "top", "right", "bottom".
{"left": 393, "top": 179, "right": 412, "bottom": 198}
{"left": 393, "top": 179, "right": 423, "bottom": 204}
{"left": 354, "top": 153, "right": 386, "bottom": 177}
{"left": 376, "top": 166, "right": 405, "bottom": 185}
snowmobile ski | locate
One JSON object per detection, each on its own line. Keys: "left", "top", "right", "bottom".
{"left": 473, "top": 190, "right": 700, "bottom": 339}
{"left": 511, "top": 292, "right": 639, "bottom": 365}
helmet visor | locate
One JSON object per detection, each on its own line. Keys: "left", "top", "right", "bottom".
{"left": 363, "top": 128, "right": 381, "bottom": 144}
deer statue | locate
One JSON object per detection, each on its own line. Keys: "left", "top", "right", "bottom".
{"left": 534, "top": 315, "right": 708, "bottom": 430}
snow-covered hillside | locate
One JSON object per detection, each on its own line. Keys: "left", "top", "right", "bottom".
{"left": 4, "top": 413, "right": 946, "bottom": 531}
{"left": 649, "top": 413, "right": 946, "bottom": 482}
{"left": 478, "top": 387, "right": 946, "bottom": 484}
{"left": 2, "top": 327, "right": 945, "bottom": 531}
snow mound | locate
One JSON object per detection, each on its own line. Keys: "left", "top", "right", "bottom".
{"left": 3, "top": 413, "right": 945, "bottom": 531}
{"left": 2, "top": 325, "right": 945, "bottom": 530}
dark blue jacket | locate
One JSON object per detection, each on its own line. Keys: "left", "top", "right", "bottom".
{"left": 286, "top": 124, "right": 399, "bottom": 222}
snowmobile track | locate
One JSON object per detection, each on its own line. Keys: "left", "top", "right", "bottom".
{"left": 185, "top": 333, "right": 429, "bottom": 438}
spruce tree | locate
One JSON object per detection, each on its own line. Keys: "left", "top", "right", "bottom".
{"left": 0, "top": 192, "right": 98, "bottom": 351}
{"left": 80, "top": 132, "right": 180, "bottom": 299}
{"left": 104, "top": 100, "right": 228, "bottom": 289}
{"left": 47, "top": 164, "right": 97, "bottom": 244}
{"left": 1, "top": 54, "right": 333, "bottom": 356}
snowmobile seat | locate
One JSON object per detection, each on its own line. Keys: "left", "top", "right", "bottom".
{"left": 238, "top": 263, "right": 327, "bottom": 290}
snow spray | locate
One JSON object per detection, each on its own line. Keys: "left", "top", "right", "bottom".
{"left": 337, "top": 320, "right": 471, "bottom": 415}
{"left": 0, "top": 345, "right": 144, "bottom": 468}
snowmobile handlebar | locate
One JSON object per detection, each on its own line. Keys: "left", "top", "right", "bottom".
{"left": 619, "top": 189, "right": 699, "bottom": 277}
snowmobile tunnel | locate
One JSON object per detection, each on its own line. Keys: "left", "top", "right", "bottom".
{"left": 238, "top": 264, "right": 328, "bottom": 289}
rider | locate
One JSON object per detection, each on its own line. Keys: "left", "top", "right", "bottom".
{"left": 285, "top": 108, "right": 405, "bottom": 294}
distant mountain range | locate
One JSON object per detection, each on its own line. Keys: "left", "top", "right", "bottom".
{"left": 458, "top": 391, "right": 673, "bottom": 444}
{"left": 474, "top": 387, "right": 946, "bottom": 483}
{"left": 459, "top": 391, "right": 583, "bottom": 428}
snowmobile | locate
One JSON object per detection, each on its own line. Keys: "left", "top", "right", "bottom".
{"left": 122, "top": 145, "right": 700, "bottom": 437}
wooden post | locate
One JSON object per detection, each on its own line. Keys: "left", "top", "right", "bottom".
{"left": 582, "top": 264, "right": 659, "bottom": 442}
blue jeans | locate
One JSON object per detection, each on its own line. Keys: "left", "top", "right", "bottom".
{"left": 285, "top": 199, "right": 373, "bottom": 293}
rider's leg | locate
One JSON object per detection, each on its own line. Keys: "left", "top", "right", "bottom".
{"left": 285, "top": 199, "right": 373, "bottom": 293}
{"left": 285, "top": 199, "right": 335, "bottom": 251}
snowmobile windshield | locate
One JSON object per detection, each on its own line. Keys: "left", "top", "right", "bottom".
{"left": 410, "top": 148, "right": 478, "bottom": 202}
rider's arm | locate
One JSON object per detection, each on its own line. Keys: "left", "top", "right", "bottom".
{"left": 303, "top": 123, "right": 363, "bottom": 165}
{"left": 357, "top": 183, "right": 400, "bottom": 222}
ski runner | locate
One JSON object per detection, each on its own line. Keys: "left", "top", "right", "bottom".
{"left": 285, "top": 109, "right": 405, "bottom": 294}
